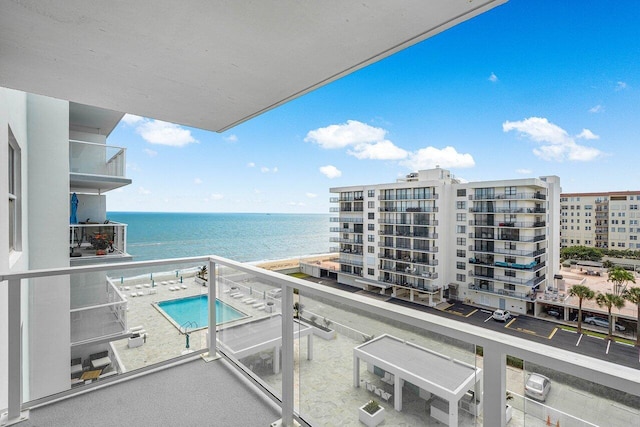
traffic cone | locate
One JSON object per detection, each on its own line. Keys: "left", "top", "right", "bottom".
{"left": 546, "top": 415, "right": 551, "bottom": 426}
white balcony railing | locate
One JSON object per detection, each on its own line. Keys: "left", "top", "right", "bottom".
{"left": 69, "top": 139, "right": 127, "bottom": 178}
{"left": 2, "top": 255, "right": 639, "bottom": 427}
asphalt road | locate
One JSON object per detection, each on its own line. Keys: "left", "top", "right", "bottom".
{"left": 387, "top": 298, "right": 640, "bottom": 370}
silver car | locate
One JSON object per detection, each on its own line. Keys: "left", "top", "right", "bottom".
{"left": 525, "top": 373, "right": 551, "bottom": 402}
{"left": 584, "top": 316, "right": 625, "bottom": 331}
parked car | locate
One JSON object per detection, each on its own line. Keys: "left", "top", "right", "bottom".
{"left": 525, "top": 373, "right": 551, "bottom": 402}
{"left": 492, "top": 309, "right": 512, "bottom": 322}
{"left": 584, "top": 316, "right": 625, "bottom": 331}
{"left": 546, "top": 308, "right": 561, "bottom": 318}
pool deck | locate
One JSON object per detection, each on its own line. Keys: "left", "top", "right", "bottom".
{"left": 108, "top": 270, "right": 638, "bottom": 426}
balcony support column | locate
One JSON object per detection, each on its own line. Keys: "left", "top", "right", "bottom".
{"left": 280, "top": 284, "right": 294, "bottom": 426}
{"left": 482, "top": 346, "right": 506, "bottom": 427}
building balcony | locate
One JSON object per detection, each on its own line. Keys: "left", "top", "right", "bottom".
{"left": 412, "top": 246, "right": 438, "bottom": 253}
{"left": 69, "top": 139, "right": 131, "bottom": 193}
{"left": 470, "top": 246, "right": 546, "bottom": 258}
{"left": 69, "top": 222, "right": 132, "bottom": 265}
{"left": 377, "top": 193, "right": 438, "bottom": 201}
{"left": 2, "top": 256, "right": 639, "bottom": 427}
{"left": 469, "top": 271, "right": 544, "bottom": 287}
{"left": 467, "top": 282, "right": 536, "bottom": 301}
{"left": 330, "top": 237, "right": 364, "bottom": 244}
{"left": 378, "top": 206, "right": 438, "bottom": 213}
{"left": 469, "top": 207, "right": 547, "bottom": 214}
{"left": 330, "top": 216, "right": 364, "bottom": 223}
{"left": 338, "top": 256, "right": 364, "bottom": 267}
{"left": 468, "top": 192, "right": 546, "bottom": 201}
{"left": 468, "top": 233, "right": 546, "bottom": 243}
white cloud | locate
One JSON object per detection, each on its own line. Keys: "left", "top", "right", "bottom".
{"left": 261, "top": 167, "right": 270, "bottom": 173}
{"left": 589, "top": 104, "right": 603, "bottom": 113}
{"left": 615, "top": 81, "right": 628, "bottom": 91}
{"left": 287, "top": 201, "right": 306, "bottom": 207}
{"left": 516, "top": 168, "right": 532, "bottom": 174}
{"left": 247, "top": 162, "right": 255, "bottom": 168}
{"left": 273, "top": 167, "right": 279, "bottom": 173}
{"left": 194, "top": 178, "right": 202, "bottom": 185}
{"left": 576, "top": 129, "right": 599, "bottom": 140}
{"left": 306, "top": 192, "right": 317, "bottom": 198}
{"left": 209, "top": 193, "right": 224, "bottom": 201}
{"left": 136, "top": 119, "right": 197, "bottom": 147}
{"left": 488, "top": 72, "right": 498, "bottom": 83}
{"left": 138, "top": 187, "right": 151, "bottom": 195}
{"left": 503, "top": 117, "right": 603, "bottom": 162}
{"left": 347, "top": 140, "right": 408, "bottom": 160}
{"left": 305, "top": 120, "right": 387, "bottom": 149}
{"left": 400, "top": 146, "right": 475, "bottom": 170}
{"left": 225, "top": 134, "right": 238, "bottom": 142}
{"left": 319, "top": 165, "right": 342, "bottom": 179}
{"left": 121, "top": 114, "right": 144, "bottom": 125}
{"left": 144, "top": 148, "right": 158, "bottom": 157}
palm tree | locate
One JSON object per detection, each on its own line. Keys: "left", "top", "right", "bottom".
{"left": 608, "top": 266, "right": 636, "bottom": 297}
{"left": 595, "top": 292, "right": 625, "bottom": 340}
{"left": 623, "top": 287, "right": 640, "bottom": 346}
{"left": 569, "top": 284, "right": 595, "bottom": 334}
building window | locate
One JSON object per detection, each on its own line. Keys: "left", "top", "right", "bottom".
{"left": 505, "top": 270, "right": 516, "bottom": 277}
{"left": 368, "top": 201, "right": 375, "bottom": 209}
{"left": 368, "top": 212, "right": 375, "bottom": 220}
{"left": 504, "top": 284, "right": 516, "bottom": 291}
{"left": 505, "top": 186, "right": 516, "bottom": 196}
{"left": 456, "top": 225, "right": 466, "bottom": 234}
{"left": 456, "top": 249, "right": 466, "bottom": 258}
{"left": 456, "top": 237, "right": 466, "bottom": 246}
{"left": 457, "top": 189, "right": 466, "bottom": 197}
{"left": 368, "top": 190, "right": 375, "bottom": 198}
{"left": 456, "top": 201, "right": 466, "bottom": 209}
{"left": 367, "top": 268, "right": 374, "bottom": 275}
{"left": 456, "top": 213, "right": 466, "bottom": 221}
{"left": 367, "top": 223, "right": 375, "bottom": 231}
{"left": 367, "top": 234, "right": 374, "bottom": 242}
{"left": 368, "top": 246, "right": 375, "bottom": 253}
{"left": 456, "top": 262, "right": 465, "bottom": 270}
{"left": 8, "top": 127, "right": 21, "bottom": 253}
{"left": 456, "top": 273, "right": 466, "bottom": 282}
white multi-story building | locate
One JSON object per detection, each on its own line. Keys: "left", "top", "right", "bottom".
{"left": 560, "top": 191, "right": 640, "bottom": 250}
{"left": 1, "top": 87, "right": 132, "bottom": 405}
{"left": 330, "top": 168, "right": 561, "bottom": 315}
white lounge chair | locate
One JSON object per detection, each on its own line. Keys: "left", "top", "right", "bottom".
{"left": 253, "top": 302, "right": 265, "bottom": 309}
{"left": 144, "top": 283, "right": 151, "bottom": 288}
{"left": 381, "top": 391, "right": 392, "bottom": 402}
{"left": 375, "top": 388, "right": 383, "bottom": 398}
{"left": 243, "top": 298, "right": 256, "bottom": 304}
{"left": 232, "top": 293, "right": 244, "bottom": 299}
{"left": 137, "top": 291, "right": 144, "bottom": 297}
{"left": 130, "top": 293, "right": 137, "bottom": 298}
{"left": 181, "top": 284, "right": 187, "bottom": 289}
{"left": 135, "top": 284, "right": 143, "bottom": 289}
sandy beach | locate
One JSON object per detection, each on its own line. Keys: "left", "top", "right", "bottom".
{"left": 255, "top": 253, "right": 337, "bottom": 271}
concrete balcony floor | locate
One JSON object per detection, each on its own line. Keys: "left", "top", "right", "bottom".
{"left": 20, "top": 357, "right": 280, "bottom": 427}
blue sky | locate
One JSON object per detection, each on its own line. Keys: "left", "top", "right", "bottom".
{"left": 107, "top": 0, "right": 640, "bottom": 214}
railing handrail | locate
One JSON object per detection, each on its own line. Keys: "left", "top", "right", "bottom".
{"left": 69, "top": 139, "right": 127, "bottom": 151}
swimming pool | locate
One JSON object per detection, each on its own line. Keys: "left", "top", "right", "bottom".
{"left": 157, "top": 295, "right": 246, "bottom": 329}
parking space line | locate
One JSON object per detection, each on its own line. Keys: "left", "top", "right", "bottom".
{"left": 484, "top": 315, "right": 493, "bottom": 323}
{"left": 606, "top": 340, "right": 611, "bottom": 355}
{"left": 505, "top": 318, "right": 517, "bottom": 328}
{"left": 547, "top": 328, "right": 558, "bottom": 340}
{"left": 464, "top": 309, "right": 478, "bottom": 318}
{"left": 576, "top": 334, "right": 583, "bottom": 346}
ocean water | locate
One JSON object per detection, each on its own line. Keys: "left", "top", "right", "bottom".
{"left": 107, "top": 212, "right": 331, "bottom": 262}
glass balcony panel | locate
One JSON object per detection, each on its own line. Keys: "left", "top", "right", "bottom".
{"left": 516, "top": 359, "right": 640, "bottom": 426}
{"left": 216, "top": 266, "right": 284, "bottom": 400}
{"left": 69, "top": 139, "right": 127, "bottom": 178}
{"left": 297, "top": 288, "right": 479, "bottom": 426}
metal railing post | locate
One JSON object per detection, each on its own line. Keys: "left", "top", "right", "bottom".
{"left": 7, "top": 278, "right": 25, "bottom": 423}
{"left": 208, "top": 259, "right": 217, "bottom": 356}
{"left": 281, "top": 284, "right": 294, "bottom": 426}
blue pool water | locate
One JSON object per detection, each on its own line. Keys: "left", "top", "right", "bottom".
{"left": 157, "top": 295, "right": 245, "bottom": 328}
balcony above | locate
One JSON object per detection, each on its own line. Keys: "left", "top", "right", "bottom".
{"left": 70, "top": 222, "right": 133, "bottom": 266}
{"left": 69, "top": 140, "right": 131, "bottom": 193}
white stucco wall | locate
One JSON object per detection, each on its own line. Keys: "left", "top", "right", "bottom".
{"left": 26, "top": 93, "right": 71, "bottom": 401}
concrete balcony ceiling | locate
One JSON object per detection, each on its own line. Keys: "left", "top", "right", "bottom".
{"left": 0, "top": 0, "right": 506, "bottom": 132}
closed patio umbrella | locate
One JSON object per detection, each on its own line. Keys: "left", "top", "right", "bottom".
{"left": 70, "top": 193, "right": 79, "bottom": 224}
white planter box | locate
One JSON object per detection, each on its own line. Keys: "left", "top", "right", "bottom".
{"left": 128, "top": 335, "right": 143, "bottom": 348}
{"left": 358, "top": 404, "right": 385, "bottom": 427}
{"left": 195, "top": 277, "right": 208, "bottom": 286}
{"left": 311, "top": 325, "right": 336, "bottom": 340}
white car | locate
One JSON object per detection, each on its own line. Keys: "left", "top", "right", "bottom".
{"left": 492, "top": 309, "right": 512, "bottom": 322}
{"left": 525, "top": 373, "right": 551, "bottom": 402}
{"left": 584, "top": 316, "right": 625, "bottom": 331}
